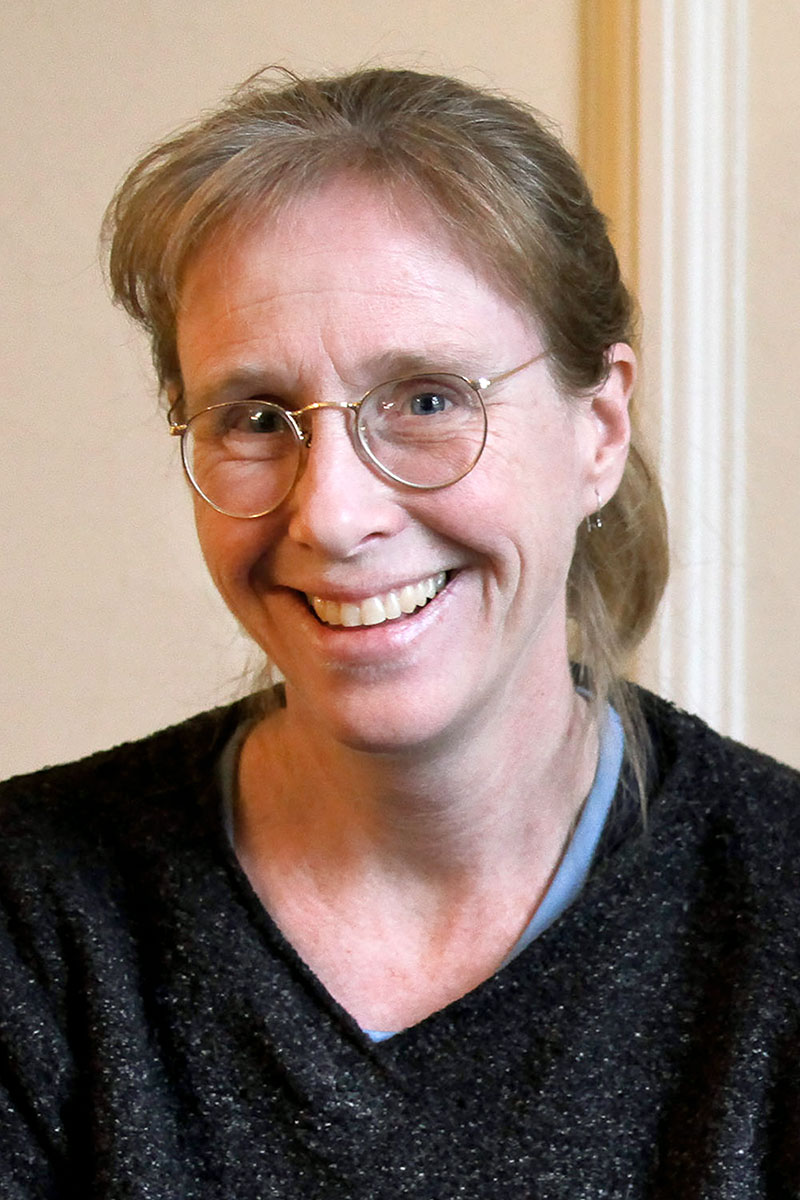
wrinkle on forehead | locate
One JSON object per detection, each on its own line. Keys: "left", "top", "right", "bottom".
{"left": 176, "top": 176, "right": 544, "bottom": 409}
{"left": 179, "top": 174, "right": 524, "bottom": 315}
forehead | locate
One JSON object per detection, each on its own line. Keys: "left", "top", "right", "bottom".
{"left": 175, "top": 178, "right": 540, "bottom": 390}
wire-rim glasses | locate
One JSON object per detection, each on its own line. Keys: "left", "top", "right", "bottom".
{"left": 169, "top": 354, "right": 544, "bottom": 519}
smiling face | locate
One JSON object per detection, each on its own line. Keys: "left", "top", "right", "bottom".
{"left": 175, "top": 177, "right": 632, "bottom": 756}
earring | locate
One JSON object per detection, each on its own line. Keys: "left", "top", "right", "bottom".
{"left": 586, "top": 488, "right": 603, "bottom": 532}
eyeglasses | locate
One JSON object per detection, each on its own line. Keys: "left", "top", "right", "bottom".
{"left": 169, "top": 353, "right": 544, "bottom": 519}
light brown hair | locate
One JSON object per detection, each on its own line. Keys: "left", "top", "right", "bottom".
{"left": 104, "top": 67, "right": 669, "bottom": 793}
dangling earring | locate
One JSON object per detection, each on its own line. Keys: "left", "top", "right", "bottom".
{"left": 586, "top": 488, "right": 603, "bottom": 533}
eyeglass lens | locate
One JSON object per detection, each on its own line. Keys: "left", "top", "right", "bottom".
{"left": 181, "top": 374, "right": 487, "bottom": 518}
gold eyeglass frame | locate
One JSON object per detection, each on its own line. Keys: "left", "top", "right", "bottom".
{"left": 168, "top": 352, "right": 545, "bottom": 519}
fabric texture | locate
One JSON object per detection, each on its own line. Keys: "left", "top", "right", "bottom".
{"left": 1, "top": 689, "right": 799, "bottom": 1198}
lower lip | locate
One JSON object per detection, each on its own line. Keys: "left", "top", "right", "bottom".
{"left": 287, "top": 576, "right": 458, "bottom": 665}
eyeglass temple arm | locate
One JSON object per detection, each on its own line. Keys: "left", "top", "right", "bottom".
{"left": 474, "top": 351, "right": 548, "bottom": 392}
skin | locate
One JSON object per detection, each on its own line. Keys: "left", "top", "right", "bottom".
{"left": 175, "top": 177, "right": 634, "bottom": 1030}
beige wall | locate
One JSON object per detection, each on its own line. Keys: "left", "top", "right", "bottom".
{"left": 743, "top": 2, "right": 800, "bottom": 765}
{"left": 636, "top": 0, "right": 800, "bottom": 770}
{"left": 1, "top": 0, "right": 579, "bottom": 777}
{"left": 6, "top": 2, "right": 797, "bottom": 780}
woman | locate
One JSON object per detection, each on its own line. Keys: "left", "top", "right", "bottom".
{"left": 2, "top": 68, "right": 798, "bottom": 1197}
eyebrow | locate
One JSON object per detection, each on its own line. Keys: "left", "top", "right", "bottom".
{"left": 184, "top": 367, "right": 285, "bottom": 413}
{"left": 183, "top": 347, "right": 482, "bottom": 413}
{"left": 366, "top": 345, "right": 486, "bottom": 378}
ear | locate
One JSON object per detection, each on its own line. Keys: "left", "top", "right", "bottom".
{"left": 578, "top": 342, "right": 635, "bottom": 517}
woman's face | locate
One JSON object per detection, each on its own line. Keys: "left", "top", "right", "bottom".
{"left": 175, "top": 178, "right": 631, "bottom": 755}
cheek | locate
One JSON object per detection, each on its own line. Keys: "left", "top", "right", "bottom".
{"left": 452, "top": 422, "right": 584, "bottom": 534}
{"left": 441, "top": 436, "right": 584, "bottom": 589}
{"left": 193, "top": 505, "right": 275, "bottom": 595}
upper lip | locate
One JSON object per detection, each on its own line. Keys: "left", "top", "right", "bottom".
{"left": 284, "top": 570, "right": 453, "bottom": 604}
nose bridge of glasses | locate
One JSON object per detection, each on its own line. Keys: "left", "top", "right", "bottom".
{"left": 290, "top": 399, "right": 361, "bottom": 445}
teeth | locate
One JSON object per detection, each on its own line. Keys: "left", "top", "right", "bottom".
{"left": 383, "top": 591, "right": 402, "bottom": 620}
{"left": 340, "top": 603, "right": 361, "bottom": 627}
{"left": 398, "top": 584, "right": 423, "bottom": 614}
{"left": 309, "top": 572, "right": 447, "bottom": 628}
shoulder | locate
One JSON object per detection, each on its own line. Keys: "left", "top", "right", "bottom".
{"left": 0, "top": 700, "right": 252, "bottom": 903}
{"left": 635, "top": 687, "right": 800, "bottom": 912}
{"left": 1, "top": 701, "right": 247, "bottom": 826}
{"left": 0, "top": 700, "right": 259, "bottom": 1007}
{"left": 640, "top": 686, "right": 800, "bottom": 813}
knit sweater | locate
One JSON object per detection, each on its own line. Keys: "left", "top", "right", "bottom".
{"left": 1, "top": 691, "right": 799, "bottom": 1199}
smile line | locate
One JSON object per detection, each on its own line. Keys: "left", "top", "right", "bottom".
{"left": 307, "top": 571, "right": 448, "bottom": 628}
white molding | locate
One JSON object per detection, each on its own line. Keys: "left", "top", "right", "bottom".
{"left": 640, "top": 0, "right": 748, "bottom": 735}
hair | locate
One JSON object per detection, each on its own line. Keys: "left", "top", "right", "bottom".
{"left": 103, "top": 66, "right": 669, "bottom": 797}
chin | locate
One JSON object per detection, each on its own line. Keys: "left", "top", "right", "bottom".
{"left": 282, "top": 669, "right": 475, "bottom": 759}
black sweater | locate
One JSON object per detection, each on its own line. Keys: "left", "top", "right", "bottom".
{"left": 1, "top": 691, "right": 799, "bottom": 1198}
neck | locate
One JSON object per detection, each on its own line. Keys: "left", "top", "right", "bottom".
{"left": 234, "top": 664, "right": 600, "bottom": 1030}
{"left": 237, "top": 662, "right": 597, "bottom": 886}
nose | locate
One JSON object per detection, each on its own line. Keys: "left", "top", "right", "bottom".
{"left": 286, "top": 407, "right": 404, "bottom": 557}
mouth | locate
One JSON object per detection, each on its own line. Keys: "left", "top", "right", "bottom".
{"left": 306, "top": 571, "right": 449, "bottom": 628}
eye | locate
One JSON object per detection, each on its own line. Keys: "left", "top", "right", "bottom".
{"left": 409, "top": 390, "right": 450, "bottom": 415}
{"left": 216, "top": 403, "right": 288, "bottom": 435}
{"left": 380, "top": 376, "right": 467, "bottom": 418}
{"left": 186, "top": 402, "right": 296, "bottom": 466}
